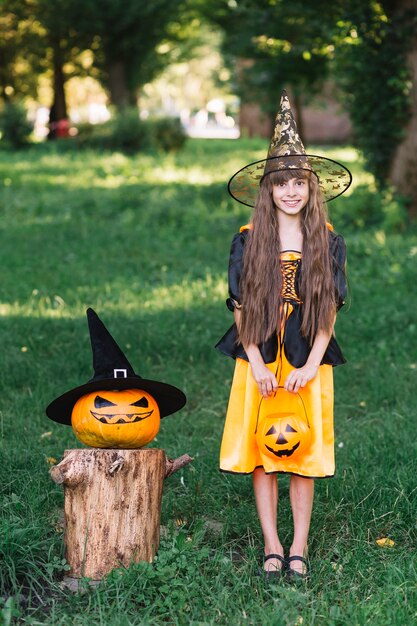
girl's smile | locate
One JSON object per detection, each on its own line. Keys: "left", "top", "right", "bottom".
{"left": 272, "top": 178, "right": 310, "bottom": 215}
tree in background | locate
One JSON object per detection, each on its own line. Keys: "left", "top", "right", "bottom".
{"left": 0, "top": 1, "right": 45, "bottom": 103}
{"left": 335, "top": 0, "right": 417, "bottom": 215}
{"left": 65, "top": 0, "right": 194, "bottom": 109}
{"left": 0, "top": 0, "right": 97, "bottom": 134}
{"left": 1, "top": 0, "right": 416, "bottom": 212}
{"left": 138, "top": 24, "right": 234, "bottom": 117}
{"left": 200, "top": 0, "right": 417, "bottom": 215}
{"left": 200, "top": 0, "right": 340, "bottom": 139}
{"left": 34, "top": 0, "right": 91, "bottom": 133}
{"left": 0, "top": 0, "right": 194, "bottom": 125}
{"left": 388, "top": 0, "right": 417, "bottom": 217}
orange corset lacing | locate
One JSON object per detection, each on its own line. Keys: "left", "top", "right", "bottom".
{"left": 280, "top": 256, "right": 302, "bottom": 304}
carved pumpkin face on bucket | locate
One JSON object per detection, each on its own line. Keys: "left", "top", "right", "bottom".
{"left": 71, "top": 388, "right": 160, "bottom": 449}
{"left": 257, "top": 412, "right": 311, "bottom": 460}
{"left": 255, "top": 387, "right": 311, "bottom": 462}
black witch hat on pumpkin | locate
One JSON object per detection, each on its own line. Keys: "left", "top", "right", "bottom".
{"left": 46, "top": 308, "right": 186, "bottom": 425}
{"left": 228, "top": 90, "right": 352, "bottom": 207}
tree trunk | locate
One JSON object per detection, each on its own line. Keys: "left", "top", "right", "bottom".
{"left": 48, "top": 38, "right": 68, "bottom": 139}
{"left": 388, "top": 1, "right": 417, "bottom": 217}
{"left": 107, "top": 60, "right": 132, "bottom": 109}
{"left": 50, "top": 448, "right": 192, "bottom": 582}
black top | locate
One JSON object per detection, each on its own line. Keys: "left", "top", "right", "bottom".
{"left": 215, "top": 228, "right": 347, "bottom": 367}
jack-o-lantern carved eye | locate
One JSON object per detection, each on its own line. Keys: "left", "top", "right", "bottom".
{"left": 285, "top": 424, "right": 297, "bottom": 433}
{"left": 94, "top": 395, "right": 117, "bottom": 408}
{"left": 131, "top": 397, "right": 148, "bottom": 408}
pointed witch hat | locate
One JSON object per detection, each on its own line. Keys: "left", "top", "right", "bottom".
{"left": 228, "top": 90, "right": 352, "bottom": 207}
{"left": 46, "top": 308, "right": 186, "bottom": 425}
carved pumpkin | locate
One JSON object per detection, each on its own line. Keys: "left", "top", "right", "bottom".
{"left": 257, "top": 413, "right": 311, "bottom": 460}
{"left": 256, "top": 388, "right": 311, "bottom": 461}
{"left": 71, "top": 388, "right": 160, "bottom": 449}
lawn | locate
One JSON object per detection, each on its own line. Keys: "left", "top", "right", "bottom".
{"left": 0, "top": 138, "right": 416, "bottom": 625}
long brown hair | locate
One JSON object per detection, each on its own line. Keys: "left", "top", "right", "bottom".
{"left": 238, "top": 169, "right": 336, "bottom": 346}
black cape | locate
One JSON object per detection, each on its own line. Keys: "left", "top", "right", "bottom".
{"left": 215, "top": 228, "right": 347, "bottom": 367}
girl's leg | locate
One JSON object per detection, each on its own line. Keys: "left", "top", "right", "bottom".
{"left": 288, "top": 475, "right": 314, "bottom": 574}
{"left": 253, "top": 468, "right": 284, "bottom": 571}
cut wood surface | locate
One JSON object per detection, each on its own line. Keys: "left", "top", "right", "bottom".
{"left": 51, "top": 448, "right": 179, "bottom": 580}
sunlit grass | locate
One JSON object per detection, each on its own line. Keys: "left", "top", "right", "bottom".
{"left": 0, "top": 139, "right": 416, "bottom": 624}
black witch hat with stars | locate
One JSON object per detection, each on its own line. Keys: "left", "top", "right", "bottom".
{"left": 228, "top": 90, "right": 352, "bottom": 207}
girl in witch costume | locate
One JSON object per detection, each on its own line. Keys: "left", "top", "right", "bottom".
{"left": 216, "top": 91, "right": 350, "bottom": 580}
{"left": 46, "top": 308, "right": 186, "bottom": 448}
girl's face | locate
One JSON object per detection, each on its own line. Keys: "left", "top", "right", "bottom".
{"left": 272, "top": 177, "right": 310, "bottom": 217}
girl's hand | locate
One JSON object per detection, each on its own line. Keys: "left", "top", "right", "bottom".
{"left": 250, "top": 361, "right": 278, "bottom": 398}
{"left": 284, "top": 363, "right": 319, "bottom": 393}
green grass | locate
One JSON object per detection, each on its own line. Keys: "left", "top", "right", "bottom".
{"left": 0, "top": 139, "right": 416, "bottom": 625}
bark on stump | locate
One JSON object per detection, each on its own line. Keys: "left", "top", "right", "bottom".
{"left": 50, "top": 448, "right": 192, "bottom": 584}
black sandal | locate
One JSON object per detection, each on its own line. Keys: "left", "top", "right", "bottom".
{"left": 286, "top": 555, "right": 308, "bottom": 580}
{"left": 262, "top": 553, "right": 286, "bottom": 579}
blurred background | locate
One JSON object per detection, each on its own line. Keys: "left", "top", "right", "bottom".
{"left": 1, "top": 0, "right": 416, "bottom": 215}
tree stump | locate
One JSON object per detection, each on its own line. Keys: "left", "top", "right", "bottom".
{"left": 50, "top": 448, "right": 192, "bottom": 583}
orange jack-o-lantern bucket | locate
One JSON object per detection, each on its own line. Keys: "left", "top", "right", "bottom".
{"left": 255, "top": 387, "right": 311, "bottom": 462}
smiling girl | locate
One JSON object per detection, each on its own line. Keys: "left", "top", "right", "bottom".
{"left": 216, "top": 91, "right": 351, "bottom": 580}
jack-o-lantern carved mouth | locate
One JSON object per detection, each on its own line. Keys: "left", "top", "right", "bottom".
{"left": 90, "top": 410, "right": 154, "bottom": 425}
{"left": 265, "top": 442, "right": 300, "bottom": 458}
{"left": 88, "top": 394, "right": 154, "bottom": 425}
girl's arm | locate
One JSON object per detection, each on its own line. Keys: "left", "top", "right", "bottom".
{"left": 234, "top": 308, "right": 278, "bottom": 399}
{"left": 284, "top": 315, "right": 336, "bottom": 393}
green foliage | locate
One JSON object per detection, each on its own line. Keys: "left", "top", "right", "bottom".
{"left": 0, "top": 468, "right": 68, "bottom": 601}
{"left": 0, "top": 0, "right": 96, "bottom": 111}
{"left": 76, "top": 109, "right": 186, "bottom": 153}
{"left": 0, "top": 1, "right": 46, "bottom": 103}
{"left": 203, "top": 1, "right": 417, "bottom": 193}
{"left": 0, "top": 140, "right": 416, "bottom": 624}
{"left": 0, "top": 102, "right": 33, "bottom": 148}
{"left": 335, "top": 2, "right": 417, "bottom": 186}
{"left": 75, "top": 113, "right": 151, "bottom": 153}
{"left": 202, "top": 0, "right": 339, "bottom": 114}
{"left": 147, "top": 117, "right": 187, "bottom": 152}
{"left": 333, "top": 184, "right": 409, "bottom": 232}
{"left": 318, "top": 147, "right": 410, "bottom": 232}
{"left": 99, "top": 527, "right": 215, "bottom": 617}
{"left": 0, "top": 596, "right": 21, "bottom": 626}
{"left": 0, "top": 0, "right": 199, "bottom": 114}
{"left": 48, "top": 0, "right": 196, "bottom": 106}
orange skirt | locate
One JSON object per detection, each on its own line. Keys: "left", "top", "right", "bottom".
{"left": 220, "top": 342, "right": 335, "bottom": 478}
